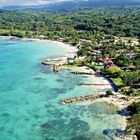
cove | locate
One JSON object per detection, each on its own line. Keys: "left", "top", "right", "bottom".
{"left": 0, "top": 38, "right": 126, "bottom": 140}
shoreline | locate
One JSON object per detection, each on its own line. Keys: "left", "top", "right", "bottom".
{"left": 23, "top": 38, "right": 78, "bottom": 53}
{"left": 0, "top": 35, "right": 129, "bottom": 109}
{"left": 60, "top": 65, "right": 114, "bottom": 90}
{"left": 0, "top": 36, "right": 78, "bottom": 56}
{"left": 59, "top": 65, "right": 131, "bottom": 112}
{"left": 0, "top": 36, "right": 124, "bottom": 96}
{"left": 0, "top": 35, "right": 132, "bottom": 139}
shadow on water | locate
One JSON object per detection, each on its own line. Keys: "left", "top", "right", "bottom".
{"left": 40, "top": 117, "right": 90, "bottom": 139}
{"left": 103, "top": 129, "right": 126, "bottom": 140}
{"left": 116, "top": 107, "right": 131, "bottom": 117}
{"left": 70, "top": 135, "right": 92, "bottom": 140}
{"left": 56, "top": 79, "right": 64, "bottom": 82}
{"left": 37, "top": 63, "right": 52, "bottom": 73}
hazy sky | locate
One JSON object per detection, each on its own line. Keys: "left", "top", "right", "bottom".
{"left": 0, "top": 0, "right": 70, "bottom": 6}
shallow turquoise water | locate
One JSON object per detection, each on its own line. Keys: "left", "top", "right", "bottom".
{"left": 0, "top": 38, "right": 126, "bottom": 140}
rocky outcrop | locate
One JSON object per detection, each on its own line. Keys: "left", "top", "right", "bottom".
{"left": 60, "top": 94, "right": 106, "bottom": 105}
{"left": 42, "top": 57, "right": 68, "bottom": 65}
{"left": 42, "top": 57, "right": 68, "bottom": 72}
{"left": 52, "top": 64, "right": 59, "bottom": 72}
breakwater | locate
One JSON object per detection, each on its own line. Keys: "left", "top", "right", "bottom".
{"left": 78, "top": 83, "right": 111, "bottom": 86}
{"left": 60, "top": 94, "right": 106, "bottom": 105}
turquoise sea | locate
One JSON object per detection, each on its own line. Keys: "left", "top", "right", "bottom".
{"left": 0, "top": 38, "right": 126, "bottom": 140}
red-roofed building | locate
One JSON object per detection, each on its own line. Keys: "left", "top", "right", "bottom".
{"left": 98, "top": 58, "right": 104, "bottom": 61}
{"left": 104, "top": 57, "right": 112, "bottom": 61}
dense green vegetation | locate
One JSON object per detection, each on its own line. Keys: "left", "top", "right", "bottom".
{"left": 106, "top": 90, "right": 114, "bottom": 96}
{"left": 0, "top": 6, "right": 140, "bottom": 139}
{"left": 120, "top": 87, "right": 140, "bottom": 96}
{"left": 1, "top": 6, "right": 139, "bottom": 90}
{"left": 0, "top": 7, "right": 140, "bottom": 40}
{"left": 126, "top": 102, "right": 140, "bottom": 139}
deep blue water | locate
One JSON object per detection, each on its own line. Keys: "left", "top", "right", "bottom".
{"left": 0, "top": 38, "right": 126, "bottom": 140}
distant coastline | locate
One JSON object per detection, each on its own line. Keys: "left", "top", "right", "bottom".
{"left": 0, "top": 35, "right": 78, "bottom": 57}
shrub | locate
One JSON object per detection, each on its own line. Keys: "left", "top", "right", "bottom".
{"left": 132, "top": 91, "right": 140, "bottom": 97}
{"left": 75, "top": 60, "right": 84, "bottom": 66}
{"left": 126, "top": 113, "right": 140, "bottom": 139}
{"left": 128, "top": 102, "right": 140, "bottom": 114}
{"left": 121, "top": 87, "right": 140, "bottom": 96}
{"left": 106, "top": 90, "right": 114, "bottom": 96}
{"left": 122, "top": 72, "right": 140, "bottom": 86}
{"left": 106, "top": 67, "right": 122, "bottom": 78}
{"left": 115, "top": 55, "right": 131, "bottom": 67}
{"left": 126, "top": 102, "right": 140, "bottom": 138}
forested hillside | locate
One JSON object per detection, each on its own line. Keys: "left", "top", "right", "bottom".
{"left": 1, "top": 0, "right": 140, "bottom": 11}
{"left": 0, "top": 7, "right": 140, "bottom": 41}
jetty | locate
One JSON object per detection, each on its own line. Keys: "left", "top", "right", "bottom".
{"left": 60, "top": 94, "right": 106, "bottom": 105}
{"left": 78, "top": 83, "right": 112, "bottom": 86}
{"left": 71, "top": 71, "right": 94, "bottom": 75}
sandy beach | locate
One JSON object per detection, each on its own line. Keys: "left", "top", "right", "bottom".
{"left": 44, "top": 40, "right": 78, "bottom": 58}
{"left": 0, "top": 36, "right": 78, "bottom": 58}
{"left": 0, "top": 36, "right": 115, "bottom": 92}
{"left": 24, "top": 38, "right": 78, "bottom": 54}
{"left": 61, "top": 65, "right": 113, "bottom": 90}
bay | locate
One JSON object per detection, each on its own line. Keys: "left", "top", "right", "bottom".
{"left": 0, "top": 38, "right": 126, "bottom": 140}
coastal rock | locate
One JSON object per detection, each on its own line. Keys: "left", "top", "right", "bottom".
{"left": 71, "top": 66, "right": 95, "bottom": 75}
{"left": 42, "top": 57, "right": 68, "bottom": 66}
{"left": 39, "top": 64, "right": 52, "bottom": 73}
{"left": 60, "top": 94, "right": 102, "bottom": 104}
{"left": 52, "top": 64, "right": 59, "bottom": 72}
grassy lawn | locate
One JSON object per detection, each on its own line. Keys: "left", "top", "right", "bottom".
{"left": 95, "top": 65, "right": 104, "bottom": 70}
{"left": 111, "top": 77, "right": 125, "bottom": 88}
{"left": 86, "top": 64, "right": 104, "bottom": 70}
